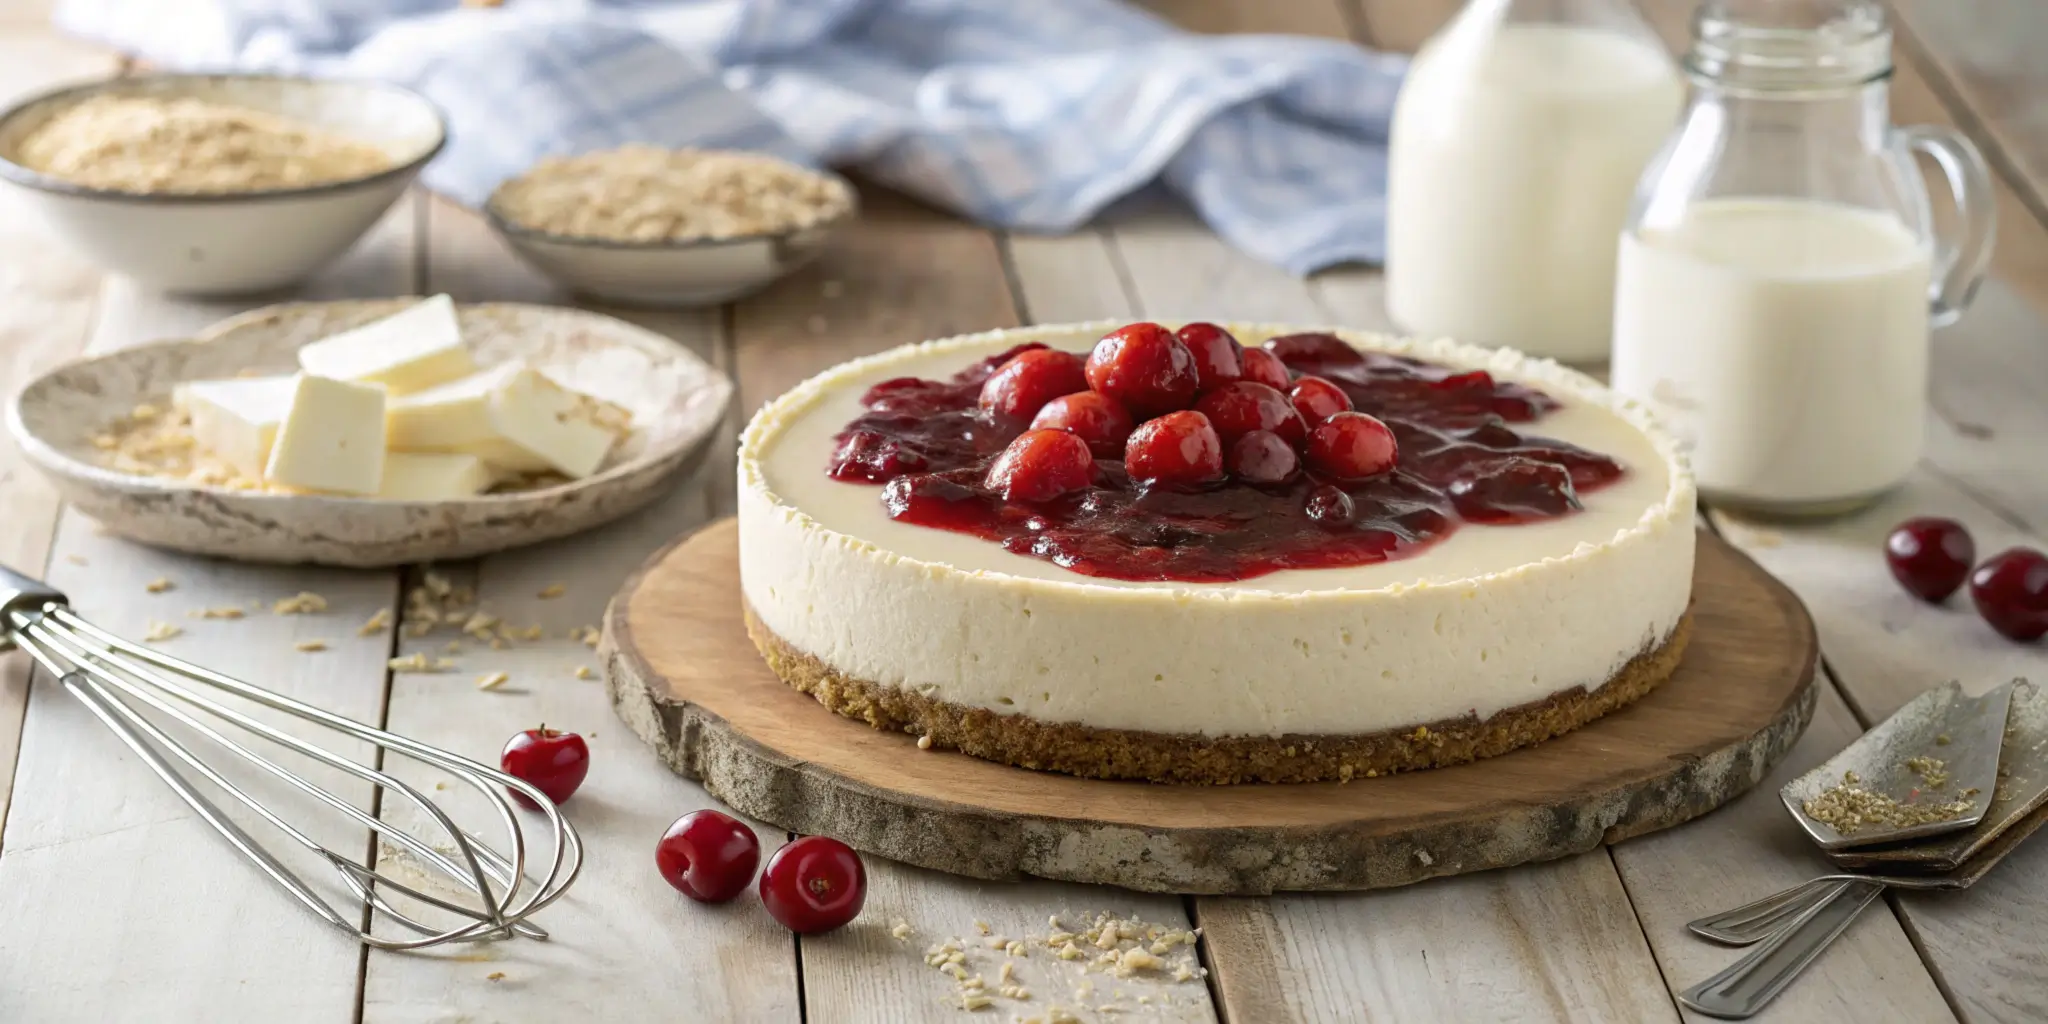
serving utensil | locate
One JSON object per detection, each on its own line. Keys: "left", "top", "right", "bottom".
{"left": 1679, "top": 679, "right": 2041, "bottom": 1019}
{"left": 0, "top": 564, "right": 582, "bottom": 948}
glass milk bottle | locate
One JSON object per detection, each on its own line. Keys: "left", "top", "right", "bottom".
{"left": 1611, "top": 0, "right": 1994, "bottom": 516}
{"left": 1385, "top": 0, "right": 1684, "bottom": 363}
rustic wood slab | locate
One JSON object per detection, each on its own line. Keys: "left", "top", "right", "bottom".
{"left": 604, "top": 519, "right": 1817, "bottom": 894}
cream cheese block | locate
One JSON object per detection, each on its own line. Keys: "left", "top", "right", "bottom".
{"left": 296, "top": 294, "right": 477, "bottom": 396}
{"left": 737, "top": 323, "right": 1697, "bottom": 784}
{"left": 387, "top": 361, "right": 621, "bottom": 477}
{"left": 376, "top": 452, "right": 495, "bottom": 500}
{"left": 174, "top": 375, "right": 296, "bottom": 478}
{"left": 264, "top": 375, "right": 387, "bottom": 496}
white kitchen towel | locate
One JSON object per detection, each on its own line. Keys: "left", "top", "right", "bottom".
{"left": 51, "top": 0, "right": 1407, "bottom": 274}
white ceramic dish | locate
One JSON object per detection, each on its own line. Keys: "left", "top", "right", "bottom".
{"left": 483, "top": 174, "right": 856, "bottom": 308}
{"left": 0, "top": 73, "right": 445, "bottom": 295}
{"left": 8, "top": 300, "right": 733, "bottom": 567}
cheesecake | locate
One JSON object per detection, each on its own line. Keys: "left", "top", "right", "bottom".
{"left": 738, "top": 322, "right": 1696, "bottom": 784}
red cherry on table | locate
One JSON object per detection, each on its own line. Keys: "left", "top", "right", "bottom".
{"left": 1085, "top": 323, "right": 1199, "bottom": 417}
{"left": 1885, "top": 517, "right": 1976, "bottom": 602}
{"left": 977, "top": 348, "right": 1087, "bottom": 421}
{"left": 1288, "top": 376, "right": 1353, "bottom": 428}
{"left": 500, "top": 727, "right": 589, "bottom": 808}
{"left": 985, "top": 428, "right": 1095, "bottom": 502}
{"left": 1237, "top": 347, "right": 1293, "bottom": 392}
{"left": 1305, "top": 411, "right": 1398, "bottom": 480}
{"left": 1969, "top": 547, "right": 2048, "bottom": 642}
{"left": 1194, "top": 381, "right": 1306, "bottom": 447}
{"left": 1124, "top": 410, "right": 1225, "bottom": 485}
{"left": 1031, "top": 391, "right": 1135, "bottom": 458}
{"left": 656, "top": 810, "right": 761, "bottom": 903}
{"left": 1175, "top": 322, "right": 1243, "bottom": 392}
{"left": 760, "top": 835, "right": 867, "bottom": 934}
{"left": 1227, "top": 430, "right": 1299, "bottom": 483}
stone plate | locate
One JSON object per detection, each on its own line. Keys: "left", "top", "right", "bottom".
{"left": 8, "top": 299, "right": 732, "bottom": 566}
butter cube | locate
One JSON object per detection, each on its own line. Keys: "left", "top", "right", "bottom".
{"left": 264, "top": 375, "right": 387, "bottom": 495}
{"left": 376, "top": 452, "right": 495, "bottom": 501}
{"left": 296, "top": 294, "right": 476, "bottom": 395}
{"left": 173, "top": 375, "right": 296, "bottom": 478}
{"left": 387, "top": 362, "right": 621, "bottom": 478}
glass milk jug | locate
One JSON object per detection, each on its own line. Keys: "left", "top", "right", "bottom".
{"left": 1385, "top": 0, "right": 1684, "bottom": 363}
{"left": 1611, "top": 0, "right": 1994, "bottom": 516}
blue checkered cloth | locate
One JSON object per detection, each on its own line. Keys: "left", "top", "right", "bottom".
{"left": 53, "top": 0, "right": 1407, "bottom": 274}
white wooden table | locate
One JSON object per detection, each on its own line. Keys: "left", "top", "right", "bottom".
{"left": 1, "top": 1, "right": 2043, "bottom": 1020}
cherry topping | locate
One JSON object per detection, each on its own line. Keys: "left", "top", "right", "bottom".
{"left": 656, "top": 809, "right": 761, "bottom": 904}
{"left": 1176, "top": 322, "right": 1244, "bottom": 392}
{"left": 1304, "top": 484, "right": 1354, "bottom": 526}
{"left": 1084, "top": 323, "right": 1199, "bottom": 417}
{"left": 977, "top": 348, "right": 1087, "bottom": 421}
{"left": 1124, "top": 410, "right": 1224, "bottom": 485}
{"left": 1288, "top": 375, "right": 1353, "bottom": 427}
{"left": 1264, "top": 332, "right": 1366, "bottom": 374}
{"left": 760, "top": 835, "right": 866, "bottom": 934}
{"left": 1447, "top": 458, "right": 1581, "bottom": 523}
{"left": 1030, "top": 391, "right": 1135, "bottom": 458}
{"left": 1885, "top": 517, "right": 1975, "bottom": 602}
{"left": 1194, "top": 381, "right": 1306, "bottom": 446}
{"left": 1237, "top": 347, "right": 1292, "bottom": 392}
{"left": 985, "top": 429, "right": 1094, "bottom": 502}
{"left": 1304, "top": 412, "right": 1398, "bottom": 480}
{"left": 1227, "top": 430, "right": 1299, "bottom": 483}
{"left": 1969, "top": 547, "right": 2048, "bottom": 642}
{"left": 499, "top": 726, "right": 589, "bottom": 808}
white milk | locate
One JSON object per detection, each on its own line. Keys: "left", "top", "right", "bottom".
{"left": 1386, "top": 23, "right": 1682, "bottom": 362}
{"left": 1611, "top": 197, "right": 1932, "bottom": 509}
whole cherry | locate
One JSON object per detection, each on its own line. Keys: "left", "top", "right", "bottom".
{"left": 656, "top": 809, "right": 761, "bottom": 903}
{"left": 985, "top": 429, "right": 1095, "bottom": 503}
{"left": 1305, "top": 412, "right": 1399, "bottom": 480}
{"left": 1194, "top": 381, "right": 1306, "bottom": 446}
{"left": 1227, "top": 430, "right": 1299, "bottom": 483}
{"left": 1084, "top": 323, "right": 1199, "bottom": 417}
{"left": 1175, "top": 322, "right": 1244, "bottom": 392}
{"left": 1124, "top": 410, "right": 1225, "bottom": 485}
{"left": 1969, "top": 547, "right": 2048, "bottom": 642}
{"left": 1288, "top": 376, "right": 1353, "bottom": 428}
{"left": 760, "top": 835, "right": 867, "bottom": 934}
{"left": 500, "top": 726, "right": 589, "bottom": 808}
{"left": 1031, "top": 391, "right": 1136, "bottom": 458}
{"left": 978, "top": 348, "right": 1088, "bottom": 421}
{"left": 1885, "top": 517, "right": 1975, "bottom": 602}
{"left": 1236, "top": 347, "right": 1293, "bottom": 392}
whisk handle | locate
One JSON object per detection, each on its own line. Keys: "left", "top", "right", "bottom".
{"left": 0, "top": 563, "right": 67, "bottom": 650}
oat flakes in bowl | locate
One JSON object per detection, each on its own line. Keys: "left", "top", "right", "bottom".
{"left": 485, "top": 145, "right": 857, "bottom": 307}
{"left": 0, "top": 73, "right": 444, "bottom": 294}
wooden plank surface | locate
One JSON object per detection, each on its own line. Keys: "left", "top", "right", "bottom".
{"left": 0, "top": 28, "right": 119, "bottom": 848}
{"left": 1894, "top": 1, "right": 2048, "bottom": 231}
{"left": 0, "top": 202, "right": 414, "bottom": 1022}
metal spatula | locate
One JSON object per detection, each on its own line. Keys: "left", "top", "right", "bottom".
{"left": 1779, "top": 680, "right": 2014, "bottom": 851}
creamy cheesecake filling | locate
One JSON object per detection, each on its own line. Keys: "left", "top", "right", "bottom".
{"left": 740, "top": 324, "right": 1695, "bottom": 739}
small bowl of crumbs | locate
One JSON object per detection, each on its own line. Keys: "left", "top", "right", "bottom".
{"left": 0, "top": 73, "right": 444, "bottom": 294}
{"left": 484, "top": 145, "right": 856, "bottom": 307}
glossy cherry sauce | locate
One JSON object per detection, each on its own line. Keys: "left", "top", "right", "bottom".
{"left": 827, "top": 335, "right": 1625, "bottom": 583}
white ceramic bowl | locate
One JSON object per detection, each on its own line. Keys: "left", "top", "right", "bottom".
{"left": 0, "top": 74, "right": 445, "bottom": 295}
{"left": 483, "top": 175, "right": 856, "bottom": 308}
{"left": 8, "top": 300, "right": 733, "bottom": 567}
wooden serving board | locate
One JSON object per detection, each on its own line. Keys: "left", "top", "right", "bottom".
{"left": 603, "top": 519, "right": 1818, "bottom": 894}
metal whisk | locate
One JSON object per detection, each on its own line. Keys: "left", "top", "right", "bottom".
{"left": 0, "top": 565, "right": 581, "bottom": 950}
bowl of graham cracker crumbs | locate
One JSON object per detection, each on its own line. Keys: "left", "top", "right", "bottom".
{"left": 0, "top": 73, "right": 444, "bottom": 294}
{"left": 484, "top": 145, "right": 856, "bottom": 307}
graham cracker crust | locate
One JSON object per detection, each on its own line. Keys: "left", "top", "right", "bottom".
{"left": 744, "top": 603, "right": 1693, "bottom": 785}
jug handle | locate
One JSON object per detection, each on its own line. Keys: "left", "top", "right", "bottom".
{"left": 1900, "top": 125, "right": 1996, "bottom": 327}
